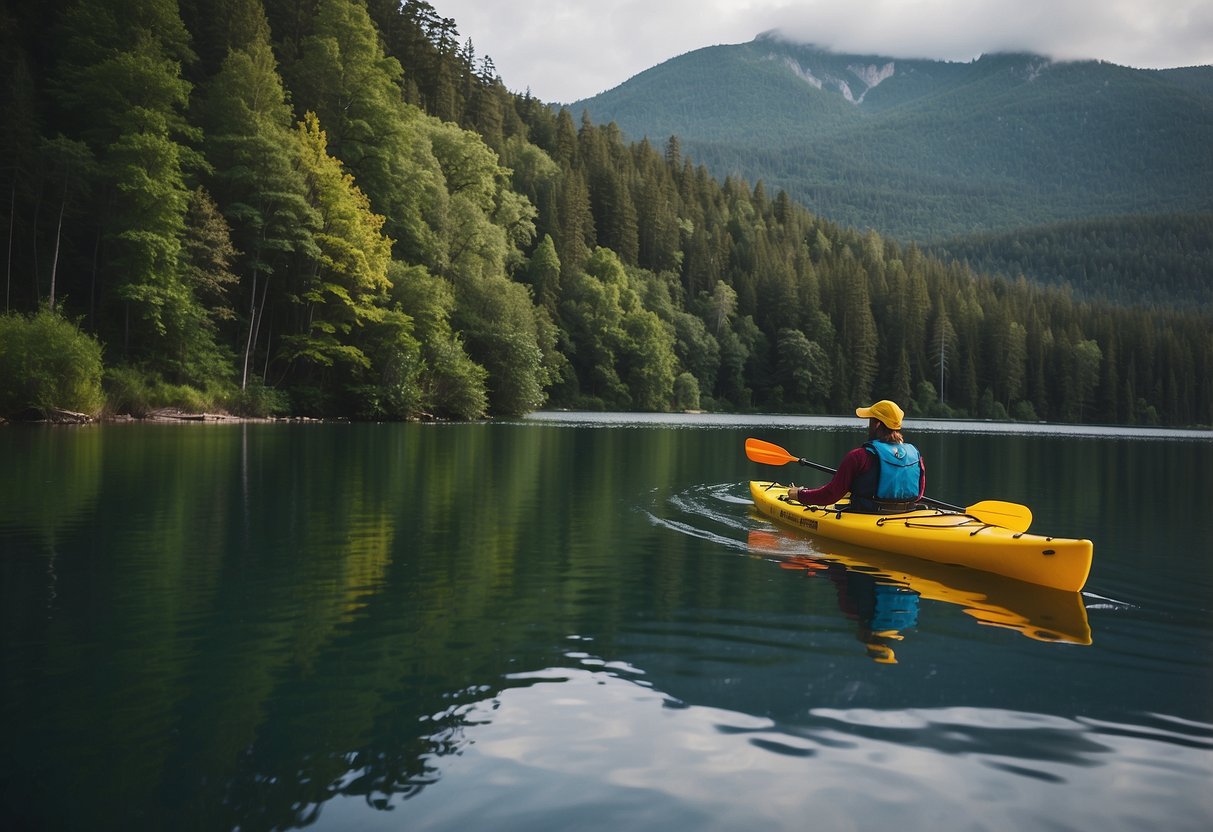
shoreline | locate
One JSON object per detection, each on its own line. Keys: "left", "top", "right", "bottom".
{"left": 5, "top": 408, "right": 1211, "bottom": 435}
{"left": 1, "top": 408, "right": 318, "bottom": 426}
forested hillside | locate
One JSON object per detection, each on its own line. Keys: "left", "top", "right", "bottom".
{"left": 931, "top": 214, "right": 1213, "bottom": 310}
{"left": 571, "top": 35, "right": 1213, "bottom": 243}
{"left": 1, "top": 0, "right": 1210, "bottom": 427}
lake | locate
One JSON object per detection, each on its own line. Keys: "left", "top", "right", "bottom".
{"left": 2, "top": 414, "right": 1211, "bottom": 830}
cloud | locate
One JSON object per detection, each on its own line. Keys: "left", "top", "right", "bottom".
{"left": 768, "top": 0, "right": 1213, "bottom": 67}
{"left": 435, "top": 0, "right": 777, "bottom": 101}
{"left": 431, "top": 1, "right": 1213, "bottom": 103}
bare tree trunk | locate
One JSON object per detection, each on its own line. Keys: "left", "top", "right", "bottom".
{"left": 242, "top": 273, "right": 272, "bottom": 390}
{"left": 49, "top": 184, "right": 66, "bottom": 314}
{"left": 246, "top": 274, "right": 271, "bottom": 386}
{"left": 89, "top": 230, "right": 99, "bottom": 331}
{"left": 6, "top": 181, "right": 14, "bottom": 313}
{"left": 262, "top": 314, "right": 272, "bottom": 381}
{"left": 241, "top": 274, "right": 257, "bottom": 390}
{"left": 31, "top": 179, "right": 42, "bottom": 305}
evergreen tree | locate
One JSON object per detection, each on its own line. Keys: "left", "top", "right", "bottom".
{"left": 173, "top": 186, "right": 238, "bottom": 382}
{"left": 1065, "top": 337, "right": 1103, "bottom": 422}
{"left": 555, "top": 171, "right": 594, "bottom": 277}
{"left": 526, "top": 233, "right": 561, "bottom": 316}
{"left": 197, "top": 33, "right": 318, "bottom": 389}
{"left": 776, "top": 327, "right": 830, "bottom": 405}
{"left": 290, "top": 0, "right": 445, "bottom": 266}
{"left": 52, "top": 0, "right": 203, "bottom": 372}
{"left": 837, "top": 256, "right": 877, "bottom": 405}
{"left": 929, "top": 303, "right": 958, "bottom": 407}
{"left": 282, "top": 112, "right": 394, "bottom": 383}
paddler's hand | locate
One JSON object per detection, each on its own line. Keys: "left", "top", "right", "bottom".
{"left": 787, "top": 486, "right": 799, "bottom": 502}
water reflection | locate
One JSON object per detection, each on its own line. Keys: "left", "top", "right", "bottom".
{"left": 776, "top": 555, "right": 921, "bottom": 664}
{"left": 1, "top": 421, "right": 1210, "bottom": 832}
{"left": 746, "top": 526, "right": 1093, "bottom": 660}
{"left": 392, "top": 667, "right": 1213, "bottom": 832}
{"left": 648, "top": 480, "right": 1092, "bottom": 663}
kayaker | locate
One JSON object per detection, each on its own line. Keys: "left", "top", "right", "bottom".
{"left": 787, "top": 399, "right": 925, "bottom": 513}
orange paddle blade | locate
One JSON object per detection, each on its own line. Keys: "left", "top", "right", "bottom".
{"left": 745, "top": 437, "right": 798, "bottom": 466}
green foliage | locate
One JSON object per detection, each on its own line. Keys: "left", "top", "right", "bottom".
{"left": 172, "top": 187, "right": 239, "bottom": 384}
{"left": 2, "top": 1, "right": 1208, "bottom": 428}
{"left": 672, "top": 372, "right": 701, "bottom": 411}
{"left": 227, "top": 379, "right": 291, "bottom": 418}
{"left": 198, "top": 33, "right": 318, "bottom": 274}
{"left": 289, "top": 0, "right": 445, "bottom": 266}
{"left": 102, "top": 364, "right": 229, "bottom": 416}
{"left": 1064, "top": 338, "right": 1103, "bottom": 422}
{"left": 391, "top": 263, "right": 487, "bottom": 419}
{"left": 196, "top": 30, "right": 319, "bottom": 389}
{"left": 913, "top": 380, "right": 954, "bottom": 418}
{"left": 552, "top": 247, "right": 677, "bottom": 411}
{"left": 776, "top": 328, "right": 831, "bottom": 405}
{"left": 425, "top": 336, "right": 489, "bottom": 420}
{"left": 1011, "top": 399, "right": 1039, "bottom": 422}
{"left": 0, "top": 311, "right": 105, "bottom": 417}
{"left": 51, "top": 0, "right": 204, "bottom": 369}
{"left": 99, "top": 366, "right": 153, "bottom": 417}
{"left": 525, "top": 234, "right": 562, "bottom": 314}
{"left": 670, "top": 311, "right": 720, "bottom": 396}
{"left": 557, "top": 249, "right": 632, "bottom": 408}
{"left": 280, "top": 112, "right": 393, "bottom": 376}
{"left": 931, "top": 213, "right": 1213, "bottom": 309}
{"left": 455, "top": 275, "right": 548, "bottom": 416}
{"left": 348, "top": 306, "right": 423, "bottom": 420}
{"left": 619, "top": 305, "right": 677, "bottom": 411}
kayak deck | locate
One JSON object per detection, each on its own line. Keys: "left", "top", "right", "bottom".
{"left": 750, "top": 480, "right": 1093, "bottom": 592}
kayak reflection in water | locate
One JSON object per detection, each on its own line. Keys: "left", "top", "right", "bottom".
{"left": 781, "top": 556, "right": 920, "bottom": 664}
{"left": 787, "top": 399, "right": 926, "bottom": 514}
{"left": 840, "top": 570, "right": 920, "bottom": 664}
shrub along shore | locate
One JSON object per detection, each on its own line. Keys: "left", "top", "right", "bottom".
{"left": 3, "top": 307, "right": 1208, "bottom": 430}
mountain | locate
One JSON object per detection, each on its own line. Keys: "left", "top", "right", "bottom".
{"left": 569, "top": 33, "right": 1213, "bottom": 242}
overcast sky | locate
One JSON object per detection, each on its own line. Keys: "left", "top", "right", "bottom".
{"left": 430, "top": 0, "right": 1213, "bottom": 103}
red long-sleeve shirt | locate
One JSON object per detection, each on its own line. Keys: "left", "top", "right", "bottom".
{"left": 793, "top": 445, "right": 926, "bottom": 507}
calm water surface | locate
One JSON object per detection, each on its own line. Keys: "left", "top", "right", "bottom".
{"left": 2, "top": 415, "right": 1211, "bottom": 831}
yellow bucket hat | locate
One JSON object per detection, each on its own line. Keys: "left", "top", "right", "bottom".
{"left": 856, "top": 399, "right": 904, "bottom": 430}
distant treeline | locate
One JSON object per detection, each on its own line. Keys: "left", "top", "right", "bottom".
{"left": 1, "top": 0, "right": 1209, "bottom": 427}
{"left": 930, "top": 213, "right": 1213, "bottom": 310}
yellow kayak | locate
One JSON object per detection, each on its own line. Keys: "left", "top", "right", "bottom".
{"left": 750, "top": 480, "right": 1093, "bottom": 592}
{"left": 746, "top": 528, "right": 1091, "bottom": 648}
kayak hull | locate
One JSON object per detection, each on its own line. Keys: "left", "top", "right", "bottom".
{"left": 747, "top": 528, "right": 1091, "bottom": 646}
{"left": 750, "top": 481, "right": 1093, "bottom": 592}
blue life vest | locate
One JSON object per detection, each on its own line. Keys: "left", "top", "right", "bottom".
{"left": 850, "top": 441, "right": 922, "bottom": 512}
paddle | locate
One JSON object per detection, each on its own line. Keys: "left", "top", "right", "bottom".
{"left": 744, "top": 437, "right": 1033, "bottom": 533}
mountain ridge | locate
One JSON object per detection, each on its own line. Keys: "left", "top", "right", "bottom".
{"left": 568, "top": 35, "right": 1213, "bottom": 241}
